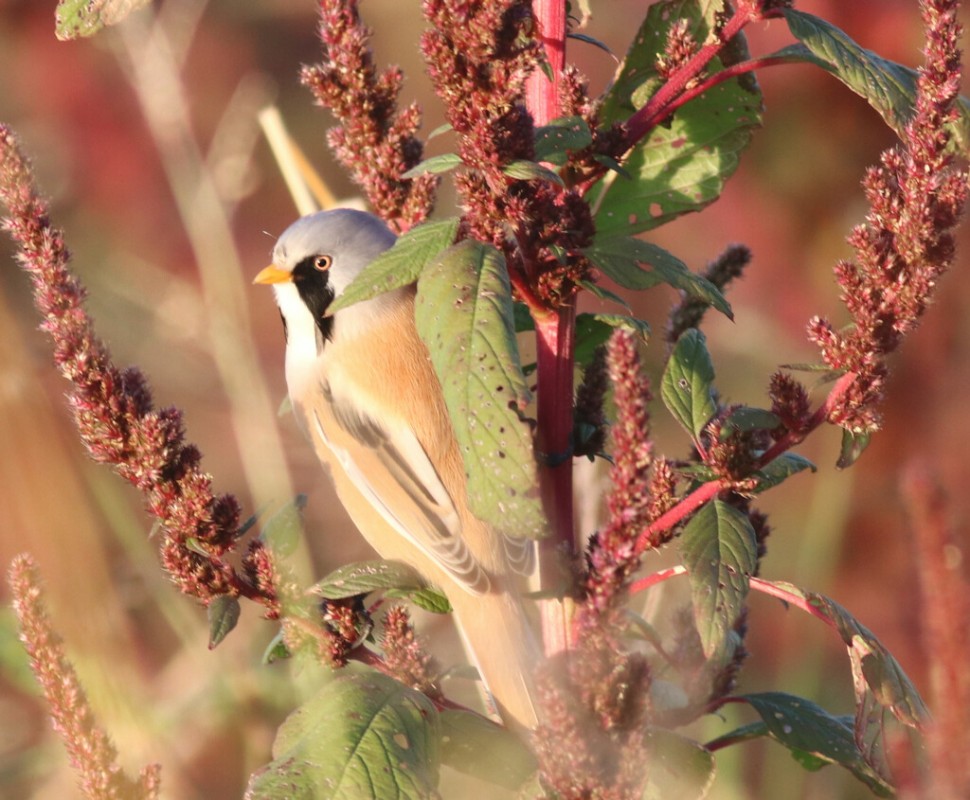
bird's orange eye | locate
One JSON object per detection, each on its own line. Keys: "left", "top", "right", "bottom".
{"left": 313, "top": 255, "right": 332, "bottom": 271}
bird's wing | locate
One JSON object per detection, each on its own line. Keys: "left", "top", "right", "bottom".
{"left": 306, "top": 381, "right": 489, "bottom": 594}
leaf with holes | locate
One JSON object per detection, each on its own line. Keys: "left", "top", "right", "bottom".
{"left": 534, "top": 115, "right": 593, "bottom": 165}
{"left": 736, "top": 692, "right": 893, "bottom": 797}
{"left": 416, "top": 241, "right": 547, "bottom": 540}
{"left": 590, "top": 0, "right": 762, "bottom": 237}
{"left": 679, "top": 500, "right": 757, "bottom": 658}
{"left": 661, "top": 329, "right": 717, "bottom": 440}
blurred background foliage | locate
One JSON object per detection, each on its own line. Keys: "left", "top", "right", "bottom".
{"left": 0, "top": 1, "right": 967, "bottom": 797}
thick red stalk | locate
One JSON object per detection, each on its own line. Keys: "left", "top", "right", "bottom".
{"left": 527, "top": 0, "right": 575, "bottom": 654}
{"left": 526, "top": 0, "right": 565, "bottom": 125}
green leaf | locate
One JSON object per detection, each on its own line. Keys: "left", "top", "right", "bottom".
{"left": 512, "top": 302, "right": 535, "bottom": 333}
{"left": 330, "top": 218, "right": 459, "bottom": 313}
{"left": 720, "top": 407, "right": 780, "bottom": 438}
{"left": 55, "top": 0, "right": 150, "bottom": 40}
{"left": 584, "top": 235, "right": 733, "bottom": 319}
{"left": 262, "top": 629, "right": 291, "bottom": 665}
{"left": 502, "top": 160, "right": 564, "bottom": 186}
{"left": 579, "top": 278, "right": 631, "bottom": 310}
{"left": 810, "top": 593, "right": 929, "bottom": 728}
{"left": 761, "top": 581, "right": 929, "bottom": 729}
{"left": 591, "top": 0, "right": 762, "bottom": 236}
{"left": 401, "top": 152, "right": 463, "bottom": 179}
{"left": 752, "top": 453, "right": 816, "bottom": 493}
{"left": 438, "top": 709, "right": 536, "bottom": 790}
{"left": 661, "top": 329, "right": 717, "bottom": 439}
{"left": 782, "top": 9, "right": 970, "bottom": 154}
{"left": 704, "top": 720, "right": 770, "bottom": 751}
{"left": 416, "top": 240, "right": 548, "bottom": 540}
{"left": 207, "top": 595, "right": 240, "bottom": 650}
{"left": 426, "top": 122, "right": 454, "bottom": 141}
{"left": 313, "top": 559, "right": 427, "bottom": 600}
{"left": 534, "top": 115, "right": 593, "bottom": 165}
{"left": 738, "top": 692, "right": 893, "bottom": 796}
{"left": 642, "top": 729, "right": 716, "bottom": 800}
{"left": 575, "top": 313, "right": 650, "bottom": 366}
{"left": 386, "top": 586, "right": 453, "bottom": 615}
{"left": 246, "top": 670, "right": 440, "bottom": 800}
{"left": 259, "top": 495, "right": 307, "bottom": 558}
{"left": 567, "top": 32, "right": 613, "bottom": 57}
{"left": 679, "top": 500, "right": 758, "bottom": 658}
{"left": 837, "top": 428, "right": 871, "bottom": 469}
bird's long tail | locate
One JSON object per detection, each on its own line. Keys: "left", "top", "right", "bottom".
{"left": 450, "top": 582, "right": 540, "bottom": 737}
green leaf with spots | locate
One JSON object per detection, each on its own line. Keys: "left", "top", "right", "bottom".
{"left": 416, "top": 240, "right": 548, "bottom": 540}
{"left": 661, "top": 329, "right": 717, "bottom": 439}
{"left": 534, "top": 115, "right": 593, "bottom": 165}
{"left": 679, "top": 500, "right": 758, "bottom": 658}
{"left": 782, "top": 9, "right": 970, "bottom": 154}
{"left": 755, "top": 580, "right": 929, "bottom": 729}
{"left": 313, "top": 560, "right": 427, "bottom": 600}
{"left": 736, "top": 692, "right": 893, "bottom": 797}
{"left": 55, "top": 0, "right": 150, "bottom": 40}
{"left": 246, "top": 669, "right": 440, "bottom": 800}
{"left": 590, "top": 0, "right": 762, "bottom": 237}
{"left": 330, "top": 218, "right": 459, "bottom": 313}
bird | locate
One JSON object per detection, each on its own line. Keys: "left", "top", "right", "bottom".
{"left": 253, "top": 208, "right": 539, "bottom": 734}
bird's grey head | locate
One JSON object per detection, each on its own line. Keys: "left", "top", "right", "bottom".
{"left": 260, "top": 208, "right": 397, "bottom": 345}
{"left": 272, "top": 208, "right": 396, "bottom": 298}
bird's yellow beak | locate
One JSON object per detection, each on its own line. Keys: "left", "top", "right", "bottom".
{"left": 252, "top": 265, "right": 292, "bottom": 285}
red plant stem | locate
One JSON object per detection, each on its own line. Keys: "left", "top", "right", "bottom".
{"left": 623, "top": 4, "right": 757, "bottom": 150}
{"left": 526, "top": 0, "right": 566, "bottom": 126}
{"left": 627, "top": 372, "right": 859, "bottom": 559}
{"left": 631, "top": 55, "right": 793, "bottom": 142}
{"left": 747, "top": 576, "right": 837, "bottom": 629}
{"left": 527, "top": 0, "right": 576, "bottom": 656}
{"left": 634, "top": 477, "right": 723, "bottom": 556}
{"left": 757, "top": 371, "right": 858, "bottom": 468}
{"left": 628, "top": 565, "right": 687, "bottom": 595}
{"left": 534, "top": 305, "right": 575, "bottom": 538}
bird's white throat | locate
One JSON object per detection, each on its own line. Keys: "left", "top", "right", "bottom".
{"left": 273, "top": 280, "right": 406, "bottom": 395}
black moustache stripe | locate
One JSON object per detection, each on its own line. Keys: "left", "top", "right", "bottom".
{"left": 293, "top": 255, "right": 335, "bottom": 343}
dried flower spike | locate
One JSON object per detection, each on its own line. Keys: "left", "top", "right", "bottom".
{"left": 809, "top": 0, "right": 967, "bottom": 433}
{"left": 9, "top": 554, "right": 161, "bottom": 800}
{"left": 0, "top": 124, "right": 276, "bottom": 613}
